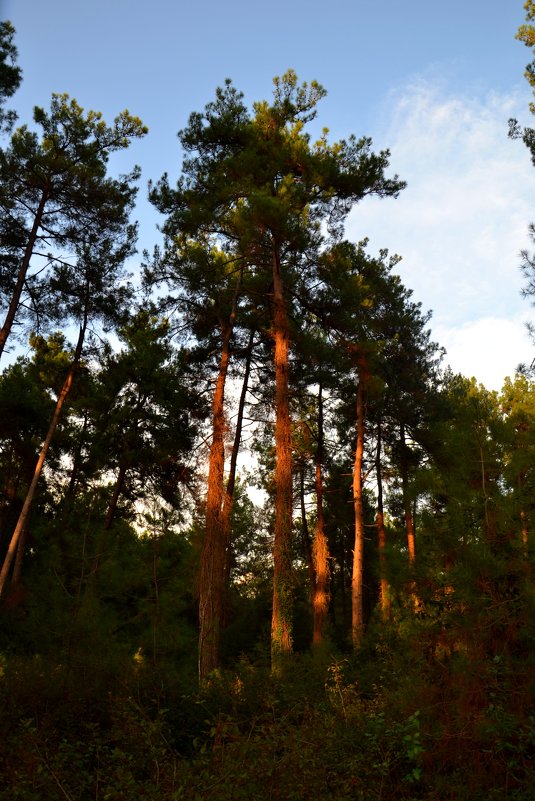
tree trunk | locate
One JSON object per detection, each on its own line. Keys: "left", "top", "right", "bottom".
{"left": 0, "top": 323, "right": 85, "bottom": 600}
{"left": 198, "top": 269, "right": 243, "bottom": 680}
{"left": 351, "top": 380, "right": 366, "bottom": 649}
{"left": 221, "top": 327, "right": 255, "bottom": 601}
{"left": 337, "top": 528, "right": 348, "bottom": 628}
{"left": 400, "top": 423, "right": 416, "bottom": 564}
{"left": 0, "top": 189, "right": 47, "bottom": 361}
{"left": 299, "top": 464, "right": 317, "bottom": 605}
{"left": 198, "top": 321, "right": 232, "bottom": 679}
{"left": 11, "top": 523, "right": 28, "bottom": 587}
{"left": 312, "top": 382, "right": 330, "bottom": 647}
{"left": 271, "top": 242, "right": 293, "bottom": 669}
{"left": 103, "top": 463, "right": 128, "bottom": 530}
{"left": 375, "top": 418, "right": 390, "bottom": 620}
{"left": 521, "top": 509, "right": 529, "bottom": 554}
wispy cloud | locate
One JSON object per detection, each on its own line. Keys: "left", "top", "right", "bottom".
{"left": 346, "top": 78, "right": 535, "bottom": 388}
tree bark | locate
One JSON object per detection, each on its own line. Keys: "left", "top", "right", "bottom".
{"left": 0, "top": 323, "right": 85, "bottom": 600}
{"left": 198, "top": 268, "right": 243, "bottom": 680}
{"left": 375, "top": 418, "right": 390, "bottom": 620}
{"left": 0, "top": 189, "right": 48, "bottom": 361}
{"left": 198, "top": 322, "right": 232, "bottom": 679}
{"left": 351, "top": 379, "right": 366, "bottom": 649}
{"left": 221, "top": 326, "right": 255, "bottom": 598}
{"left": 312, "top": 382, "right": 330, "bottom": 647}
{"left": 271, "top": 242, "right": 293, "bottom": 669}
{"left": 11, "top": 523, "right": 28, "bottom": 587}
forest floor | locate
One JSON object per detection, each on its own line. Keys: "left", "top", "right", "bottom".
{"left": 1, "top": 627, "right": 534, "bottom": 801}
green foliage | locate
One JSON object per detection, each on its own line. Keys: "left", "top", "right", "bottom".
{"left": 0, "top": 88, "right": 146, "bottom": 354}
{"left": 0, "top": 20, "right": 21, "bottom": 133}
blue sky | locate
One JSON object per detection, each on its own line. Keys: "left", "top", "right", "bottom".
{"left": 3, "top": 0, "right": 535, "bottom": 387}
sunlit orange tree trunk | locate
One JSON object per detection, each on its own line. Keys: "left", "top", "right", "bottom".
{"left": 199, "top": 275, "right": 241, "bottom": 678}
{"left": 270, "top": 242, "right": 294, "bottom": 665}
{"left": 0, "top": 323, "right": 86, "bottom": 599}
{"left": 144, "top": 238, "right": 248, "bottom": 679}
{"left": 0, "top": 216, "right": 139, "bottom": 599}
{"left": 351, "top": 379, "right": 366, "bottom": 649}
{"left": 313, "top": 382, "right": 330, "bottom": 647}
{"left": 375, "top": 416, "right": 391, "bottom": 620}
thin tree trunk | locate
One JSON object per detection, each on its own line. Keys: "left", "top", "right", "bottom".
{"left": 271, "top": 241, "right": 293, "bottom": 668}
{"left": 0, "top": 190, "right": 47, "bottom": 361}
{"left": 11, "top": 523, "right": 28, "bottom": 587}
{"left": 65, "top": 409, "right": 89, "bottom": 503}
{"left": 400, "top": 423, "right": 416, "bottom": 564}
{"left": 103, "top": 463, "right": 128, "bottom": 530}
{"left": 520, "top": 508, "right": 529, "bottom": 554}
{"left": 351, "top": 380, "right": 365, "bottom": 649}
{"left": 312, "top": 382, "right": 330, "bottom": 647}
{"left": 517, "top": 473, "right": 529, "bottom": 555}
{"left": 219, "top": 327, "right": 255, "bottom": 630}
{"left": 299, "top": 464, "right": 317, "bottom": 605}
{"left": 375, "top": 418, "right": 390, "bottom": 621}
{"left": 221, "top": 327, "right": 255, "bottom": 598}
{"left": 399, "top": 423, "right": 422, "bottom": 612}
{"left": 338, "top": 529, "right": 347, "bottom": 627}
{"left": 198, "top": 268, "right": 243, "bottom": 680}
{"left": 0, "top": 323, "right": 85, "bottom": 600}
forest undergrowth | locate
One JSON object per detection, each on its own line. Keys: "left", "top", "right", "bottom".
{"left": 2, "top": 610, "right": 534, "bottom": 801}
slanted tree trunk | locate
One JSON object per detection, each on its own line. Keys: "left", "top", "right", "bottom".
{"left": 0, "top": 323, "right": 85, "bottom": 600}
{"left": 271, "top": 241, "right": 294, "bottom": 668}
{"left": 221, "top": 327, "right": 255, "bottom": 620}
{"left": 198, "top": 269, "right": 243, "bottom": 680}
{"left": 0, "top": 190, "right": 48, "bottom": 360}
{"left": 103, "top": 463, "right": 128, "bottom": 530}
{"left": 375, "top": 418, "right": 390, "bottom": 620}
{"left": 11, "top": 523, "right": 27, "bottom": 587}
{"left": 312, "top": 382, "right": 330, "bottom": 647}
{"left": 351, "top": 379, "right": 366, "bottom": 649}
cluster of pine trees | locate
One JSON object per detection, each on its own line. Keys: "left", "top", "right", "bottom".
{"left": 1, "top": 14, "right": 535, "bottom": 800}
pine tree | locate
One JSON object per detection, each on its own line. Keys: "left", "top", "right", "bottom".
{"left": 151, "top": 71, "right": 404, "bottom": 675}
{"left": 0, "top": 93, "right": 146, "bottom": 359}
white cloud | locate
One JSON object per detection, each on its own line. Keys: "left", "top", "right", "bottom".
{"left": 346, "top": 78, "right": 535, "bottom": 388}
{"left": 434, "top": 315, "right": 533, "bottom": 390}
